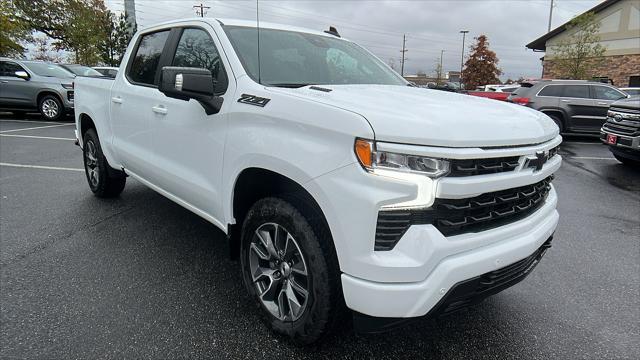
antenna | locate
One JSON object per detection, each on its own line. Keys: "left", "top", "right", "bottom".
{"left": 256, "top": 0, "right": 262, "bottom": 84}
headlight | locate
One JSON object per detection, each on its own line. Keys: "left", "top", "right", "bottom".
{"left": 61, "top": 83, "right": 73, "bottom": 89}
{"left": 354, "top": 138, "right": 450, "bottom": 178}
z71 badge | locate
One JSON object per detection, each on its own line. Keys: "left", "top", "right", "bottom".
{"left": 238, "top": 94, "right": 271, "bottom": 107}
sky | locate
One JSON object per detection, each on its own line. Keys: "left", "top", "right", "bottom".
{"left": 105, "top": 0, "right": 603, "bottom": 80}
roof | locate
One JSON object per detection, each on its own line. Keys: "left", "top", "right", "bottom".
{"left": 526, "top": 0, "right": 621, "bottom": 51}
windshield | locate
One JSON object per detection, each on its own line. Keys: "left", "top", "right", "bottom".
{"left": 65, "top": 65, "right": 103, "bottom": 77}
{"left": 223, "top": 26, "right": 406, "bottom": 87}
{"left": 23, "top": 62, "right": 74, "bottom": 78}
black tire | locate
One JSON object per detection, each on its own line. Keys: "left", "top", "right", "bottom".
{"left": 548, "top": 114, "right": 564, "bottom": 133}
{"left": 240, "top": 197, "right": 342, "bottom": 345}
{"left": 613, "top": 153, "right": 640, "bottom": 167}
{"left": 38, "top": 95, "right": 63, "bottom": 121}
{"left": 83, "top": 128, "right": 126, "bottom": 197}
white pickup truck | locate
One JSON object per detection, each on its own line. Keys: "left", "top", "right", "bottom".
{"left": 75, "top": 18, "right": 561, "bottom": 344}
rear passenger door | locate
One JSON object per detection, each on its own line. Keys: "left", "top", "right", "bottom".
{"left": 0, "top": 61, "right": 32, "bottom": 108}
{"left": 150, "top": 26, "right": 234, "bottom": 223}
{"left": 559, "top": 85, "right": 596, "bottom": 131}
{"left": 110, "top": 29, "right": 171, "bottom": 176}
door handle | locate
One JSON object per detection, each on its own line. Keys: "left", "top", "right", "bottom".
{"left": 1, "top": 80, "right": 8, "bottom": 83}
{"left": 560, "top": 99, "right": 571, "bottom": 102}
{"left": 111, "top": 96, "right": 123, "bottom": 104}
{"left": 597, "top": 102, "right": 609, "bottom": 105}
{"left": 152, "top": 105, "right": 167, "bottom": 115}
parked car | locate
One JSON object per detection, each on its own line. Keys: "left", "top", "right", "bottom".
{"left": 0, "top": 57, "right": 75, "bottom": 120}
{"left": 491, "top": 85, "right": 520, "bottom": 93}
{"left": 93, "top": 66, "right": 118, "bottom": 78}
{"left": 74, "top": 18, "right": 561, "bottom": 344}
{"left": 600, "top": 97, "right": 640, "bottom": 166}
{"left": 619, "top": 87, "right": 640, "bottom": 96}
{"left": 466, "top": 90, "right": 510, "bottom": 101}
{"left": 507, "top": 80, "right": 628, "bottom": 134}
{"left": 59, "top": 64, "right": 103, "bottom": 77}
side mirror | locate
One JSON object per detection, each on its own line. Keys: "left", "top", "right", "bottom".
{"left": 15, "top": 71, "right": 29, "bottom": 80}
{"left": 159, "top": 66, "right": 223, "bottom": 115}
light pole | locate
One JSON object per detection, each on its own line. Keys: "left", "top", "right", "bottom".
{"left": 459, "top": 30, "right": 469, "bottom": 87}
{"left": 438, "top": 49, "right": 445, "bottom": 84}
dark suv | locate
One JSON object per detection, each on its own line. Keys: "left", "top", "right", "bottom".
{"left": 600, "top": 97, "right": 640, "bottom": 166}
{"left": 507, "top": 80, "right": 628, "bottom": 134}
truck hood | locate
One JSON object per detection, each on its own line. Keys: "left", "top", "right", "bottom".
{"left": 272, "top": 85, "right": 558, "bottom": 147}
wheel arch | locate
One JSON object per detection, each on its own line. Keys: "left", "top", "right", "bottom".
{"left": 540, "top": 109, "right": 567, "bottom": 130}
{"left": 228, "top": 167, "right": 335, "bottom": 262}
{"left": 36, "top": 90, "right": 64, "bottom": 108}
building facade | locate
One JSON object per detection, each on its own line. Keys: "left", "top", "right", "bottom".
{"left": 527, "top": 0, "right": 640, "bottom": 87}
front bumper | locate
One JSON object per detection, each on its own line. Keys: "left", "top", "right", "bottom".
{"left": 353, "top": 236, "right": 552, "bottom": 333}
{"left": 341, "top": 187, "right": 557, "bottom": 318}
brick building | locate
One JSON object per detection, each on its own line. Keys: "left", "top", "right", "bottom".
{"left": 526, "top": 0, "right": 640, "bottom": 87}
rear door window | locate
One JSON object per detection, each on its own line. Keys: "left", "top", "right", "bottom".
{"left": 592, "top": 86, "right": 626, "bottom": 101}
{"left": 562, "top": 85, "right": 590, "bottom": 99}
{"left": 538, "top": 85, "right": 563, "bottom": 97}
{"left": 128, "top": 30, "right": 171, "bottom": 86}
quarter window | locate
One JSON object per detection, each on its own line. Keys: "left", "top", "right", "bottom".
{"left": 593, "top": 86, "right": 626, "bottom": 101}
{"left": 172, "top": 28, "right": 228, "bottom": 94}
{"left": 128, "top": 30, "right": 170, "bottom": 86}
{"left": 562, "top": 85, "right": 590, "bottom": 99}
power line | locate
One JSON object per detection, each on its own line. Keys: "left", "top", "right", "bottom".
{"left": 193, "top": 3, "right": 211, "bottom": 18}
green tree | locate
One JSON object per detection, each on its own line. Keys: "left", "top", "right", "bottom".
{"left": 0, "top": 0, "right": 31, "bottom": 57}
{"left": 461, "top": 35, "right": 502, "bottom": 90}
{"left": 549, "top": 12, "right": 606, "bottom": 80}
{"left": 98, "top": 12, "right": 134, "bottom": 66}
{"left": 14, "top": 0, "right": 110, "bottom": 65}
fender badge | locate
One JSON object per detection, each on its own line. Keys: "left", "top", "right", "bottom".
{"left": 238, "top": 94, "right": 270, "bottom": 107}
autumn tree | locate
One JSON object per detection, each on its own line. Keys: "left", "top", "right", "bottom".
{"left": 14, "top": 0, "right": 110, "bottom": 65}
{"left": 0, "top": 0, "right": 31, "bottom": 57}
{"left": 461, "top": 35, "right": 502, "bottom": 90}
{"left": 98, "top": 12, "right": 135, "bottom": 66}
{"left": 31, "top": 35, "right": 65, "bottom": 62}
{"left": 549, "top": 12, "right": 606, "bottom": 80}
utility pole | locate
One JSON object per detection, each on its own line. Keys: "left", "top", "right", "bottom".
{"left": 124, "top": 0, "right": 137, "bottom": 35}
{"left": 459, "top": 30, "right": 469, "bottom": 87}
{"left": 547, "top": 0, "right": 555, "bottom": 32}
{"left": 438, "top": 49, "right": 445, "bottom": 84}
{"left": 193, "top": 3, "right": 211, "bottom": 17}
{"left": 400, "top": 34, "right": 408, "bottom": 77}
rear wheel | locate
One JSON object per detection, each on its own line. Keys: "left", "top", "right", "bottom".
{"left": 240, "top": 197, "right": 342, "bottom": 345}
{"left": 83, "top": 128, "right": 126, "bottom": 197}
{"left": 38, "top": 95, "right": 63, "bottom": 121}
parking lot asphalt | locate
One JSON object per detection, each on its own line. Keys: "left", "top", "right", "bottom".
{"left": 1, "top": 114, "right": 638, "bottom": 359}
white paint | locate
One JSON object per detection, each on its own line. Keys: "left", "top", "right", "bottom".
{"left": 0, "top": 123, "right": 73, "bottom": 134}
{"left": 0, "top": 134, "right": 75, "bottom": 141}
{"left": 570, "top": 156, "right": 617, "bottom": 160}
{"left": 0, "top": 162, "right": 83, "bottom": 172}
{"left": 0, "top": 119, "right": 68, "bottom": 125}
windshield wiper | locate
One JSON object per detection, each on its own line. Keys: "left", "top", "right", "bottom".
{"left": 268, "top": 83, "right": 314, "bottom": 88}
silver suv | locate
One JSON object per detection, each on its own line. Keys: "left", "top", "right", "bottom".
{"left": 0, "top": 58, "right": 75, "bottom": 121}
{"left": 507, "top": 80, "right": 628, "bottom": 134}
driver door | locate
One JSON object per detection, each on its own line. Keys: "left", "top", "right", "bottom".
{"left": 150, "top": 26, "right": 233, "bottom": 223}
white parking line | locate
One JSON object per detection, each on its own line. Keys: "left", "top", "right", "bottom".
{"left": 0, "top": 134, "right": 75, "bottom": 141}
{"left": 569, "top": 156, "right": 617, "bottom": 160}
{"left": 0, "top": 162, "right": 84, "bottom": 172}
{"left": 0, "top": 123, "right": 73, "bottom": 134}
{"left": 0, "top": 119, "right": 68, "bottom": 125}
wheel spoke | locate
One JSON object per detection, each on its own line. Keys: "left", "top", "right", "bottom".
{"left": 252, "top": 265, "right": 276, "bottom": 283}
{"left": 289, "top": 277, "right": 308, "bottom": 299}
{"left": 249, "top": 242, "right": 270, "bottom": 261}
{"left": 256, "top": 228, "right": 278, "bottom": 259}
{"left": 285, "top": 280, "right": 303, "bottom": 318}
{"left": 291, "top": 262, "right": 307, "bottom": 276}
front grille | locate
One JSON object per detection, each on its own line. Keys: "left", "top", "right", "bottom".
{"left": 610, "top": 106, "right": 640, "bottom": 115}
{"left": 374, "top": 176, "right": 553, "bottom": 250}
{"left": 603, "top": 119, "right": 640, "bottom": 137}
{"left": 449, "top": 156, "right": 520, "bottom": 177}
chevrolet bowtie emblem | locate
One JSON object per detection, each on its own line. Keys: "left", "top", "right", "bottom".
{"left": 531, "top": 151, "right": 548, "bottom": 171}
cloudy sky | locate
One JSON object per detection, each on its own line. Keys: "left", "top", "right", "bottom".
{"left": 105, "top": 0, "right": 602, "bottom": 80}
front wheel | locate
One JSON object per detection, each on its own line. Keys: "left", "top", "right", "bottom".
{"left": 240, "top": 197, "right": 342, "bottom": 344}
{"left": 39, "top": 95, "right": 63, "bottom": 121}
{"left": 83, "top": 128, "right": 126, "bottom": 197}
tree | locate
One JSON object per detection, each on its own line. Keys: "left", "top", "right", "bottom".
{"left": 31, "top": 35, "right": 65, "bottom": 62}
{"left": 549, "top": 12, "right": 606, "bottom": 80}
{"left": 387, "top": 58, "right": 397, "bottom": 71}
{"left": 432, "top": 58, "right": 444, "bottom": 84}
{"left": 98, "top": 12, "right": 134, "bottom": 66}
{"left": 461, "top": 35, "right": 502, "bottom": 90}
{"left": 14, "top": 0, "right": 110, "bottom": 65}
{"left": 0, "top": 0, "right": 31, "bottom": 57}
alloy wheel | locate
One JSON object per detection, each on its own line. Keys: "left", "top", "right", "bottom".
{"left": 41, "top": 99, "right": 59, "bottom": 119}
{"left": 249, "top": 222, "right": 309, "bottom": 321}
{"left": 84, "top": 140, "right": 99, "bottom": 187}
